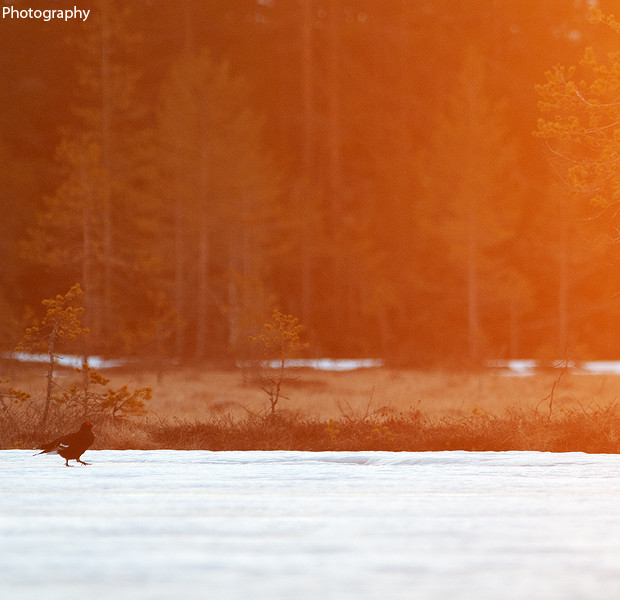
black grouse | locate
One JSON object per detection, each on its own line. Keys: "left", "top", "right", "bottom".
{"left": 36, "top": 421, "right": 94, "bottom": 466}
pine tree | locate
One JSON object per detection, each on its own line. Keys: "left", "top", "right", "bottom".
{"left": 430, "top": 46, "right": 522, "bottom": 361}
{"left": 533, "top": 10, "right": 620, "bottom": 357}
{"left": 536, "top": 11, "right": 620, "bottom": 236}
{"left": 157, "top": 48, "right": 280, "bottom": 360}
{"left": 24, "top": 0, "right": 158, "bottom": 354}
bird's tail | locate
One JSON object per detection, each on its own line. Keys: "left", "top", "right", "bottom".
{"left": 35, "top": 437, "right": 62, "bottom": 456}
{"left": 34, "top": 448, "right": 60, "bottom": 456}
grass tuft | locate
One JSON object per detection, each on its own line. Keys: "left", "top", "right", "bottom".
{"left": 141, "top": 404, "right": 620, "bottom": 453}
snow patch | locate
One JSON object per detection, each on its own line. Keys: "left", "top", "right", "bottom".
{"left": 2, "top": 352, "right": 125, "bottom": 369}
{"left": 487, "top": 359, "right": 620, "bottom": 376}
{"left": 264, "top": 358, "right": 384, "bottom": 371}
{"left": 5, "top": 353, "right": 382, "bottom": 372}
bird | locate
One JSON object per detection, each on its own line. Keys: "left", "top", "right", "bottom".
{"left": 36, "top": 421, "right": 94, "bottom": 467}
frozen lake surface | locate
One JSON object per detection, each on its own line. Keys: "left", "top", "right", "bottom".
{"left": 2, "top": 450, "right": 620, "bottom": 600}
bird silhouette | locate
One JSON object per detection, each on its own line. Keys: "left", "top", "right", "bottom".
{"left": 36, "top": 421, "right": 94, "bottom": 466}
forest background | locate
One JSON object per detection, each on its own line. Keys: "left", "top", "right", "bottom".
{"left": 1, "top": 0, "right": 618, "bottom": 367}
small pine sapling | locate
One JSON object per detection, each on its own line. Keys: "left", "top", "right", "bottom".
{"left": 247, "top": 309, "right": 309, "bottom": 416}
{"left": 16, "top": 284, "right": 89, "bottom": 432}
{"left": 99, "top": 384, "right": 152, "bottom": 422}
{"left": 66, "top": 361, "right": 152, "bottom": 423}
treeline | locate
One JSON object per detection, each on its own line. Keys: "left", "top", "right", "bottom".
{"left": 1, "top": 0, "right": 619, "bottom": 364}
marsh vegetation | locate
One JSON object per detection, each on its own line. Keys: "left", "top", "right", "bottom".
{"left": 3, "top": 361, "right": 620, "bottom": 453}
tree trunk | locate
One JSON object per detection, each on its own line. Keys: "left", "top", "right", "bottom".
{"left": 558, "top": 192, "right": 570, "bottom": 357}
{"left": 509, "top": 295, "right": 519, "bottom": 359}
{"left": 195, "top": 135, "right": 210, "bottom": 360}
{"left": 466, "top": 195, "right": 481, "bottom": 362}
{"left": 300, "top": 0, "right": 315, "bottom": 331}
{"left": 80, "top": 156, "right": 98, "bottom": 347}
{"left": 40, "top": 327, "right": 58, "bottom": 433}
{"left": 173, "top": 6, "right": 194, "bottom": 361}
{"left": 195, "top": 208, "right": 210, "bottom": 360}
{"left": 327, "top": 0, "right": 344, "bottom": 331}
{"left": 100, "top": 0, "right": 113, "bottom": 344}
{"left": 174, "top": 201, "right": 186, "bottom": 360}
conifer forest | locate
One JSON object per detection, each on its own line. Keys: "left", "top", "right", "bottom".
{"left": 1, "top": 0, "right": 619, "bottom": 365}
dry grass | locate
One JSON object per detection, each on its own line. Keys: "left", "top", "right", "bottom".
{"left": 3, "top": 361, "right": 617, "bottom": 422}
{"left": 3, "top": 360, "right": 620, "bottom": 452}
{"left": 103, "top": 365, "right": 618, "bottom": 422}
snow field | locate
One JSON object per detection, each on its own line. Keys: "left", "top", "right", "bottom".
{"left": 2, "top": 450, "right": 620, "bottom": 599}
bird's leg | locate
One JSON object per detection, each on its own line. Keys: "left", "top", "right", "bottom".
{"left": 64, "top": 459, "right": 71, "bottom": 467}
{"left": 77, "top": 459, "right": 90, "bottom": 465}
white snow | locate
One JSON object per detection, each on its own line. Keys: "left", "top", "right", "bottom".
{"left": 487, "top": 359, "right": 620, "bottom": 376}
{"left": 2, "top": 352, "right": 125, "bottom": 369}
{"left": 2, "top": 450, "right": 620, "bottom": 600}
{"left": 5, "top": 352, "right": 384, "bottom": 371}
{"left": 265, "top": 358, "right": 384, "bottom": 371}
{"left": 486, "top": 359, "right": 539, "bottom": 375}
{"left": 579, "top": 361, "right": 620, "bottom": 375}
